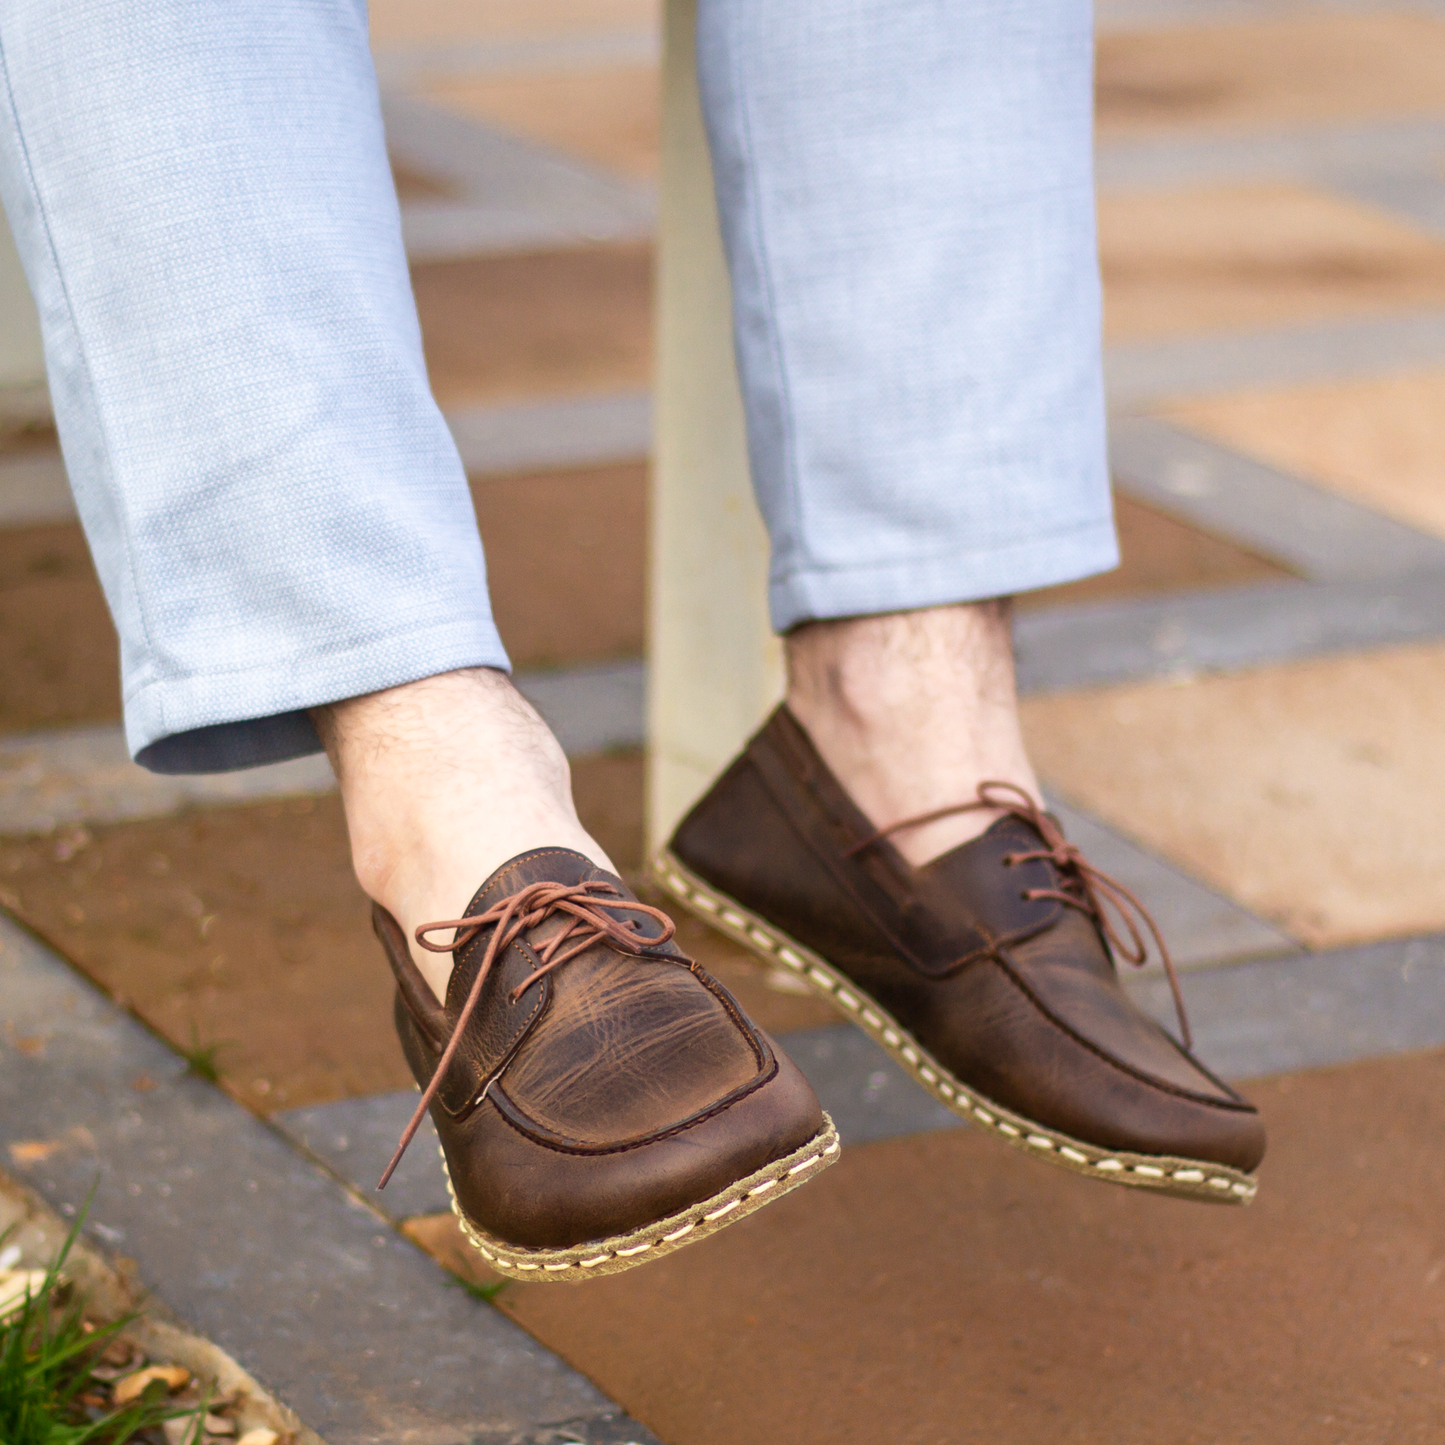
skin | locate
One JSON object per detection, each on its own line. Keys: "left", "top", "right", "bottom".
{"left": 784, "top": 600, "right": 1043, "bottom": 865}
{"left": 313, "top": 599, "right": 1039, "bottom": 1003}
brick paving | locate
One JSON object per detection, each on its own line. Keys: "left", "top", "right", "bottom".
{"left": 4, "top": 2, "right": 1445, "bottom": 1441}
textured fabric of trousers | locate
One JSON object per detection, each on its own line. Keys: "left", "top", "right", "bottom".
{"left": 698, "top": 0, "right": 1114, "bottom": 631}
{"left": 0, "top": 0, "right": 1112, "bottom": 774}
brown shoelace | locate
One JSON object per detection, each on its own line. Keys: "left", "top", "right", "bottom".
{"left": 845, "top": 780, "right": 1191, "bottom": 1048}
{"left": 378, "top": 879, "right": 680, "bottom": 1189}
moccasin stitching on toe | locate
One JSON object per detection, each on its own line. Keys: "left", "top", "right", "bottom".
{"left": 374, "top": 846, "right": 837, "bottom": 1279}
{"left": 657, "top": 706, "right": 1265, "bottom": 1206}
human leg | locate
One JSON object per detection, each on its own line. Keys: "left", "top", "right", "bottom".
{"left": 0, "top": 0, "right": 505, "bottom": 775}
{"left": 0, "top": 0, "right": 832, "bottom": 1273}
{"left": 694, "top": 0, "right": 1112, "bottom": 857}
{"left": 662, "top": 0, "right": 1266, "bottom": 1199}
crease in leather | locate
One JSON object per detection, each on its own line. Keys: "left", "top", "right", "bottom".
{"left": 668, "top": 707, "right": 1264, "bottom": 1171}
{"left": 379, "top": 844, "right": 831, "bottom": 1246}
{"left": 748, "top": 716, "right": 1062, "bottom": 976}
{"left": 988, "top": 933, "right": 1253, "bottom": 1109}
{"left": 488, "top": 1045, "right": 780, "bottom": 1155}
{"left": 499, "top": 949, "right": 766, "bottom": 1144}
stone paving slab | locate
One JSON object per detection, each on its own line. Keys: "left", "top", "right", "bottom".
{"left": 1095, "top": 118, "right": 1445, "bottom": 192}
{"left": 1109, "top": 414, "right": 1445, "bottom": 581}
{"left": 382, "top": 93, "right": 654, "bottom": 261}
{"left": 476, "top": 1049, "right": 1445, "bottom": 1445}
{"left": 1024, "top": 640, "right": 1445, "bottom": 948}
{"left": 449, "top": 393, "right": 650, "bottom": 476}
{"left": 0, "top": 725, "right": 337, "bottom": 835}
{"left": 1333, "top": 173, "right": 1445, "bottom": 241}
{"left": 374, "top": 30, "right": 660, "bottom": 90}
{"left": 1012, "top": 571, "right": 1445, "bottom": 695}
{"left": 1105, "top": 308, "right": 1445, "bottom": 408}
{"left": 279, "top": 1097, "right": 452, "bottom": 1223}
{"left": 1127, "top": 933, "right": 1445, "bottom": 1080}
{"left": 1044, "top": 793, "right": 1297, "bottom": 967}
{"left": 1163, "top": 368, "right": 1445, "bottom": 542}
{"left": 0, "top": 664, "right": 643, "bottom": 835}
{"left": 0, "top": 911, "right": 658, "bottom": 1445}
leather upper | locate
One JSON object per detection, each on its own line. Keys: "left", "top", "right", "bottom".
{"left": 377, "top": 847, "right": 825, "bottom": 1248}
{"left": 669, "top": 706, "right": 1266, "bottom": 1172}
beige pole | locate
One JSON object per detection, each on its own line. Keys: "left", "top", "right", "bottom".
{"left": 0, "top": 208, "right": 47, "bottom": 420}
{"left": 645, "top": 0, "right": 782, "bottom": 852}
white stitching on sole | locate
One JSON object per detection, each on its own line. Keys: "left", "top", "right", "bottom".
{"left": 445, "top": 1116, "right": 840, "bottom": 1281}
{"left": 658, "top": 856, "right": 1258, "bottom": 1207}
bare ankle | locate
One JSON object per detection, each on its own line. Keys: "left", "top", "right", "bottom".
{"left": 784, "top": 602, "right": 1042, "bottom": 865}
{"left": 313, "top": 668, "right": 614, "bottom": 999}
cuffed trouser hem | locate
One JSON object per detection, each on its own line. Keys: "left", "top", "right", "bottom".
{"left": 767, "top": 520, "right": 1120, "bottom": 634}
{"left": 128, "top": 618, "right": 510, "bottom": 774}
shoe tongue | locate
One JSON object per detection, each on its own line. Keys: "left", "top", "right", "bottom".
{"left": 443, "top": 848, "right": 647, "bottom": 1017}
{"left": 462, "top": 846, "right": 633, "bottom": 917}
{"left": 920, "top": 812, "right": 1063, "bottom": 935}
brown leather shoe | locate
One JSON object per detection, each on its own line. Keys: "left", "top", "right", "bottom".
{"left": 374, "top": 846, "right": 838, "bottom": 1281}
{"left": 653, "top": 707, "right": 1265, "bottom": 1205}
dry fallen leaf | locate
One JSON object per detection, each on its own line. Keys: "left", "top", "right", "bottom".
{"left": 7, "top": 1139, "right": 61, "bottom": 1166}
{"left": 0, "top": 1269, "right": 50, "bottom": 1319}
{"left": 113, "top": 1364, "right": 191, "bottom": 1405}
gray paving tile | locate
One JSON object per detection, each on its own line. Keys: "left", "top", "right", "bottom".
{"left": 1096, "top": 119, "right": 1445, "bottom": 192}
{"left": 278, "top": 1094, "right": 453, "bottom": 1222}
{"left": 449, "top": 393, "right": 650, "bottom": 477}
{"left": 775, "top": 1026, "right": 963, "bottom": 1145}
{"left": 1014, "top": 572, "right": 1445, "bottom": 695}
{"left": 1110, "top": 415, "right": 1445, "bottom": 581}
{"left": 0, "top": 913, "right": 658, "bottom": 1445}
{"left": 1097, "top": 0, "right": 1445, "bottom": 32}
{"left": 0, "top": 726, "right": 337, "bottom": 836}
{"left": 374, "top": 30, "right": 659, "bottom": 88}
{"left": 382, "top": 94, "right": 654, "bottom": 262}
{"left": 1105, "top": 311, "right": 1445, "bottom": 410}
{"left": 1332, "top": 173, "right": 1445, "bottom": 241}
{"left": 1044, "top": 793, "right": 1298, "bottom": 969}
{"left": 1125, "top": 934, "right": 1445, "bottom": 1081}
{"left": 0, "top": 661, "right": 642, "bottom": 837}
{"left": 514, "top": 660, "right": 646, "bottom": 758}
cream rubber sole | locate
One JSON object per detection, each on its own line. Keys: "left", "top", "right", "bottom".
{"left": 442, "top": 1116, "right": 839, "bottom": 1282}
{"left": 653, "top": 847, "right": 1257, "bottom": 1207}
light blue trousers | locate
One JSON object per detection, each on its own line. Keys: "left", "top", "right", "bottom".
{"left": 0, "top": 0, "right": 1112, "bottom": 774}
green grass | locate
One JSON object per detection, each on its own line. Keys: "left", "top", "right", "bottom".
{"left": 179, "top": 1026, "right": 231, "bottom": 1085}
{"left": 0, "top": 1211, "right": 204, "bottom": 1445}
{"left": 445, "top": 1274, "right": 510, "bottom": 1304}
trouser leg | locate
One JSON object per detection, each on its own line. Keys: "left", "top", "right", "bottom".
{"left": 0, "top": 0, "right": 505, "bottom": 773}
{"left": 696, "top": 0, "right": 1115, "bottom": 631}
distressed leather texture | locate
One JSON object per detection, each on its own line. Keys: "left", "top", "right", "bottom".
{"left": 377, "top": 847, "right": 825, "bottom": 1249}
{"left": 669, "top": 706, "right": 1266, "bottom": 1172}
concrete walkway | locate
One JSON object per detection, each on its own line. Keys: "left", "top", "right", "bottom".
{"left": 5, "top": 1, "right": 1445, "bottom": 1440}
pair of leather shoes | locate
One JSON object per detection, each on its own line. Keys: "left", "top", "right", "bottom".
{"left": 375, "top": 707, "right": 1264, "bottom": 1281}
